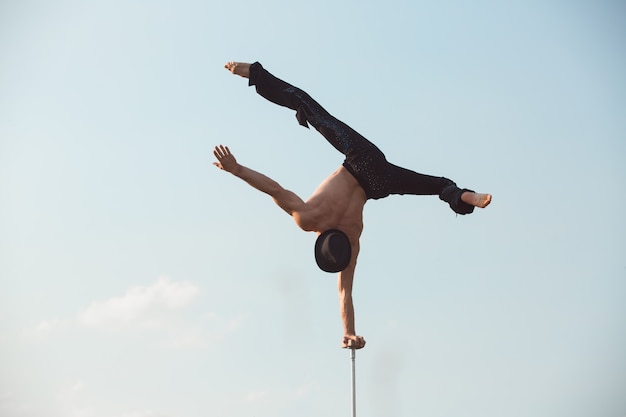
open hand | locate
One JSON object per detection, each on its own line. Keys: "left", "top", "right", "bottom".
{"left": 213, "top": 145, "right": 239, "bottom": 174}
{"left": 342, "top": 334, "right": 366, "bottom": 349}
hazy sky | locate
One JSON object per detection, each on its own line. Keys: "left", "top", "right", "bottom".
{"left": 1, "top": 1, "right": 625, "bottom": 417}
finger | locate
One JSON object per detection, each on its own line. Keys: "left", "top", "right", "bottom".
{"left": 214, "top": 145, "right": 225, "bottom": 158}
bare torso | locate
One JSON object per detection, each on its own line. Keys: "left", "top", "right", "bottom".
{"left": 293, "top": 166, "right": 366, "bottom": 242}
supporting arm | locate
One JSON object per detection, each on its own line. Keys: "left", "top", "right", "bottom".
{"left": 338, "top": 241, "right": 366, "bottom": 349}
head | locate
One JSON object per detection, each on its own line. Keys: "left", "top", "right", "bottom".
{"left": 314, "top": 229, "right": 351, "bottom": 273}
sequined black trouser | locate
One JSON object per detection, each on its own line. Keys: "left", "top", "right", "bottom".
{"left": 248, "top": 62, "right": 474, "bottom": 214}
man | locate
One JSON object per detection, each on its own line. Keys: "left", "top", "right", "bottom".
{"left": 214, "top": 61, "right": 492, "bottom": 349}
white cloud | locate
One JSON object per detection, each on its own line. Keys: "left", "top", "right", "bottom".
{"left": 246, "top": 390, "right": 270, "bottom": 402}
{"left": 160, "top": 314, "right": 244, "bottom": 351}
{"left": 293, "top": 382, "right": 315, "bottom": 400}
{"left": 33, "top": 318, "right": 66, "bottom": 334}
{"left": 56, "top": 380, "right": 85, "bottom": 402}
{"left": 77, "top": 277, "right": 199, "bottom": 328}
{"left": 24, "top": 277, "right": 241, "bottom": 351}
{"left": 21, "top": 318, "right": 68, "bottom": 340}
{"left": 70, "top": 381, "right": 85, "bottom": 394}
{"left": 32, "top": 319, "right": 66, "bottom": 336}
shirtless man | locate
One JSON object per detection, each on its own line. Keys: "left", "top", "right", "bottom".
{"left": 214, "top": 61, "right": 492, "bottom": 349}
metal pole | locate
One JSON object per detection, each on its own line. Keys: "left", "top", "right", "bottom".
{"left": 350, "top": 347, "right": 356, "bottom": 417}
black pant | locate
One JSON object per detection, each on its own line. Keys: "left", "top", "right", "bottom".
{"left": 248, "top": 62, "right": 474, "bottom": 214}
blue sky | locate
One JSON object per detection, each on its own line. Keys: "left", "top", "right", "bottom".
{"left": 1, "top": 1, "right": 625, "bottom": 416}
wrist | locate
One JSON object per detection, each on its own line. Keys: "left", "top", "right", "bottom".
{"left": 229, "top": 164, "right": 242, "bottom": 176}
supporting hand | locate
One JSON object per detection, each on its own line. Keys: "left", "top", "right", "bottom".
{"left": 342, "top": 334, "right": 366, "bottom": 349}
{"left": 213, "top": 145, "right": 240, "bottom": 174}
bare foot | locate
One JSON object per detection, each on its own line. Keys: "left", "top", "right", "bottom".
{"left": 461, "top": 191, "right": 492, "bottom": 208}
{"left": 224, "top": 61, "right": 251, "bottom": 78}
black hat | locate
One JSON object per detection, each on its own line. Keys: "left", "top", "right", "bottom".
{"left": 314, "top": 229, "right": 352, "bottom": 273}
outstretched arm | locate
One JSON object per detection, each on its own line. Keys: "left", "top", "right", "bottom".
{"left": 338, "top": 240, "right": 366, "bottom": 349}
{"left": 213, "top": 145, "right": 306, "bottom": 215}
